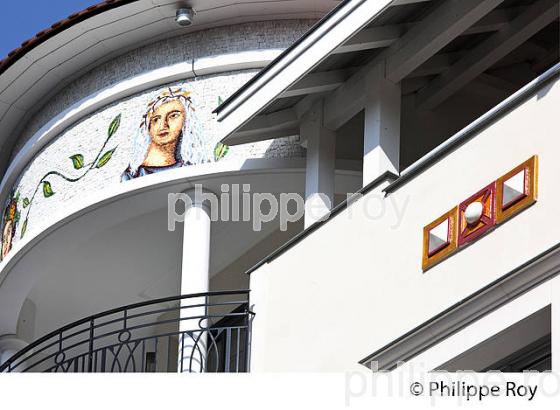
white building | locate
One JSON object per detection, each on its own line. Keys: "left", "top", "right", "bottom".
{"left": 0, "top": 0, "right": 558, "bottom": 374}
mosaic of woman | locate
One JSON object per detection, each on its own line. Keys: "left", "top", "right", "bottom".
{"left": 1, "top": 194, "right": 19, "bottom": 261}
{"left": 122, "top": 88, "right": 208, "bottom": 181}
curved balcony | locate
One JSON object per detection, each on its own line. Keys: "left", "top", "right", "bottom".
{"left": 0, "top": 290, "right": 252, "bottom": 373}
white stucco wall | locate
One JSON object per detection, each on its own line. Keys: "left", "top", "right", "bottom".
{"left": 248, "top": 77, "right": 560, "bottom": 371}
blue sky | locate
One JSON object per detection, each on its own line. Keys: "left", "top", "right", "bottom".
{"left": 0, "top": 0, "right": 98, "bottom": 60}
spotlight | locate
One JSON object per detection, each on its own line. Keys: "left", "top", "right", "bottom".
{"left": 175, "top": 8, "right": 195, "bottom": 27}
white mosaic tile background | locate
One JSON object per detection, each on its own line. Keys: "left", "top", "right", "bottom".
{"left": 1, "top": 20, "right": 314, "bottom": 254}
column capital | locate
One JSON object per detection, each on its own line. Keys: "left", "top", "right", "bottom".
{"left": 181, "top": 185, "right": 216, "bottom": 196}
{"left": 0, "top": 334, "right": 28, "bottom": 367}
{"left": 0, "top": 334, "right": 27, "bottom": 346}
{"left": 181, "top": 185, "right": 216, "bottom": 213}
{"left": 300, "top": 98, "right": 338, "bottom": 132}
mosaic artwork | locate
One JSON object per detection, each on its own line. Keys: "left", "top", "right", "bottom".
{"left": 121, "top": 88, "right": 211, "bottom": 181}
{"left": 422, "top": 206, "right": 458, "bottom": 271}
{"left": 458, "top": 182, "right": 496, "bottom": 246}
{"left": 0, "top": 86, "right": 234, "bottom": 262}
{"left": 496, "top": 156, "right": 538, "bottom": 224}
{"left": 1, "top": 191, "right": 20, "bottom": 261}
{"left": 422, "top": 155, "right": 538, "bottom": 271}
{"left": 0, "top": 114, "right": 121, "bottom": 262}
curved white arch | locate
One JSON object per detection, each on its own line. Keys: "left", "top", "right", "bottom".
{"left": 0, "top": 156, "right": 360, "bottom": 335}
{"left": 0, "top": 157, "right": 309, "bottom": 334}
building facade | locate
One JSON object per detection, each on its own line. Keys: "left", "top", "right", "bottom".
{"left": 0, "top": 0, "right": 559, "bottom": 373}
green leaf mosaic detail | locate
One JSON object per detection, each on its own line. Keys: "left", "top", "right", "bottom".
{"left": 108, "top": 114, "right": 121, "bottom": 139}
{"left": 96, "top": 148, "right": 116, "bottom": 169}
{"left": 214, "top": 142, "right": 229, "bottom": 162}
{"left": 19, "top": 114, "right": 121, "bottom": 239}
{"left": 20, "top": 219, "right": 28, "bottom": 238}
{"left": 70, "top": 154, "right": 85, "bottom": 169}
{"left": 42, "top": 181, "right": 54, "bottom": 198}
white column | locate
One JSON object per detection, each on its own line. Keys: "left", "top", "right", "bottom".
{"left": 181, "top": 199, "right": 211, "bottom": 297}
{"left": 363, "top": 64, "right": 401, "bottom": 186}
{"left": 0, "top": 334, "right": 28, "bottom": 371}
{"left": 302, "top": 100, "right": 336, "bottom": 228}
{"left": 179, "top": 189, "right": 212, "bottom": 372}
{"left": 551, "top": 277, "right": 560, "bottom": 372}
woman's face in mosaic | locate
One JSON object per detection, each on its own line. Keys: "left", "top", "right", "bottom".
{"left": 148, "top": 100, "right": 186, "bottom": 146}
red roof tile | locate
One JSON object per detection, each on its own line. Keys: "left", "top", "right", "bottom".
{"left": 0, "top": 0, "right": 138, "bottom": 75}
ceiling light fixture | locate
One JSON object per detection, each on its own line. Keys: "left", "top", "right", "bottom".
{"left": 175, "top": 8, "right": 195, "bottom": 27}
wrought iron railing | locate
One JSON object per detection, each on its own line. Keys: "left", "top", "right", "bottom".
{"left": 0, "top": 290, "right": 253, "bottom": 373}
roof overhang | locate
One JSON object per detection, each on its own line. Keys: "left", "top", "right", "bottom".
{"left": 215, "top": 0, "right": 397, "bottom": 143}
{"left": 0, "top": 0, "right": 339, "bottom": 181}
{"left": 216, "top": 0, "right": 559, "bottom": 145}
